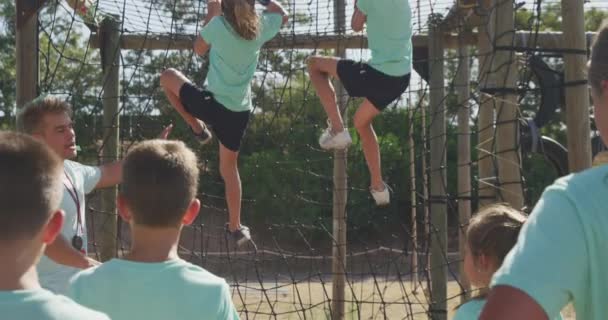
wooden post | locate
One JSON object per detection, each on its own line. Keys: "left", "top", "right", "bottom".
{"left": 476, "top": 0, "right": 496, "bottom": 206}
{"left": 331, "top": 0, "right": 347, "bottom": 318}
{"left": 15, "top": 1, "right": 40, "bottom": 114}
{"left": 494, "top": 0, "right": 523, "bottom": 208}
{"left": 456, "top": 44, "right": 472, "bottom": 301}
{"left": 409, "top": 107, "right": 419, "bottom": 289}
{"left": 99, "top": 16, "right": 120, "bottom": 261}
{"left": 428, "top": 19, "right": 447, "bottom": 320}
{"left": 421, "top": 98, "right": 430, "bottom": 283}
{"left": 562, "top": 0, "right": 591, "bottom": 172}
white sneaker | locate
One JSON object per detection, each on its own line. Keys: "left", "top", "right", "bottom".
{"left": 370, "top": 183, "right": 390, "bottom": 206}
{"left": 319, "top": 127, "right": 352, "bottom": 150}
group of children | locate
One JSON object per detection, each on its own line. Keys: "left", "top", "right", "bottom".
{"left": 0, "top": 130, "right": 238, "bottom": 319}
{"left": 2, "top": 0, "right": 608, "bottom": 318}
{"left": 159, "top": 0, "right": 414, "bottom": 248}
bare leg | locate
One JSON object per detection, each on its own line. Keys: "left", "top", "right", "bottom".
{"left": 354, "top": 100, "right": 384, "bottom": 190}
{"left": 307, "top": 56, "right": 345, "bottom": 133}
{"left": 219, "top": 143, "right": 242, "bottom": 232}
{"left": 160, "top": 68, "right": 205, "bottom": 134}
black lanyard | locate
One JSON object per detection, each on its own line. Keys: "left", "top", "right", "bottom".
{"left": 63, "top": 171, "right": 84, "bottom": 235}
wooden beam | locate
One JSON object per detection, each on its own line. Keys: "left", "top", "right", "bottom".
{"left": 428, "top": 18, "right": 447, "bottom": 320}
{"left": 494, "top": 0, "right": 524, "bottom": 208}
{"left": 88, "top": 31, "right": 597, "bottom": 51}
{"left": 456, "top": 43, "right": 472, "bottom": 302}
{"left": 16, "top": 0, "right": 40, "bottom": 115}
{"left": 16, "top": 0, "right": 49, "bottom": 29}
{"left": 477, "top": 0, "right": 496, "bottom": 206}
{"left": 99, "top": 16, "right": 121, "bottom": 262}
{"left": 562, "top": 0, "right": 592, "bottom": 172}
{"left": 331, "top": 0, "right": 348, "bottom": 318}
{"left": 89, "top": 33, "right": 476, "bottom": 50}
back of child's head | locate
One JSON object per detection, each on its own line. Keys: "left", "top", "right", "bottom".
{"left": 222, "top": 0, "right": 259, "bottom": 40}
{"left": 589, "top": 21, "right": 608, "bottom": 95}
{"left": 121, "top": 139, "right": 199, "bottom": 227}
{"left": 466, "top": 204, "right": 527, "bottom": 265}
{"left": 0, "top": 131, "right": 63, "bottom": 241}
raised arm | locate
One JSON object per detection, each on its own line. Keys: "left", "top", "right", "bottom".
{"left": 264, "top": 0, "right": 289, "bottom": 26}
{"left": 194, "top": 0, "right": 221, "bottom": 56}
{"left": 95, "top": 124, "right": 172, "bottom": 189}
{"left": 351, "top": 0, "right": 366, "bottom": 32}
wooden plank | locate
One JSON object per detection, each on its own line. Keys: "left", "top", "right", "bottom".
{"left": 494, "top": 0, "right": 524, "bottom": 208}
{"left": 476, "top": 0, "right": 496, "bottom": 206}
{"left": 16, "top": 0, "right": 39, "bottom": 116}
{"left": 89, "top": 33, "right": 476, "bottom": 50}
{"left": 16, "top": 0, "right": 49, "bottom": 29}
{"left": 428, "top": 19, "right": 447, "bottom": 320}
{"left": 88, "top": 31, "right": 596, "bottom": 51}
{"left": 456, "top": 44, "right": 472, "bottom": 302}
{"left": 331, "top": 0, "right": 347, "bottom": 318}
{"left": 562, "top": 0, "right": 592, "bottom": 172}
{"left": 99, "top": 17, "right": 121, "bottom": 262}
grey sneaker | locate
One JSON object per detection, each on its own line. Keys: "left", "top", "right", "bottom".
{"left": 226, "top": 224, "right": 253, "bottom": 248}
{"left": 319, "top": 127, "right": 352, "bottom": 150}
{"left": 370, "top": 182, "right": 390, "bottom": 206}
{"left": 191, "top": 125, "right": 212, "bottom": 145}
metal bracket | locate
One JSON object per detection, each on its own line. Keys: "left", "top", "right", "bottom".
{"left": 16, "top": 0, "right": 48, "bottom": 29}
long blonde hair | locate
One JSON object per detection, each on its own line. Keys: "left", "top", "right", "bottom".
{"left": 222, "top": 0, "right": 259, "bottom": 40}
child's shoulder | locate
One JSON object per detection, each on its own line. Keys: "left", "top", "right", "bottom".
{"left": 69, "top": 259, "right": 116, "bottom": 284}
{"left": 453, "top": 298, "right": 485, "bottom": 320}
{"left": 174, "top": 259, "right": 227, "bottom": 285}
{"left": 554, "top": 164, "right": 608, "bottom": 190}
{"left": 33, "top": 289, "right": 109, "bottom": 319}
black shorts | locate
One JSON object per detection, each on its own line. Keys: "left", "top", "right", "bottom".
{"left": 337, "top": 59, "right": 411, "bottom": 111}
{"left": 179, "top": 83, "right": 250, "bottom": 152}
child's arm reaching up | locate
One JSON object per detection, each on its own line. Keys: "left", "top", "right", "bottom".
{"left": 194, "top": 0, "right": 221, "bottom": 56}
{"left": 264, "top": 0, "right": 289, "bottom": 26}
{"left": 351, "top": 0, "right": 366, "bottom": 32}
{"left": 205, "top": 0, "right": 222, "bottom": 26}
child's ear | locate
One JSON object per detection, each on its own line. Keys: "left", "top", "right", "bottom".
{"left": 42, "top": 210, "right": 64, "bottom": 245}
{"left": 182, "top": 198, "right": 201, "bottom": 226}
{"left": 117, "top": 194, "right": 132, "bottom": 223}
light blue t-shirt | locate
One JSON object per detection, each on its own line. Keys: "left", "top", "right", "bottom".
{"left": 492, "top": 164, "right": 608, "bottom": 320}
{"left": 201, "top": 13, "right": 283, "bottom": 112}
{"left": 39, "top": 160, "right": 101, "bottom": 295}
{"left": 0, "top": 288, "right": 109, "bottom": 320}
{"left": 453, "top": 297, "right": 563, "bottom": 320}
{"left": 356, "top": 0, "right": 412, "bottom": 76}
{"left": 68, "top": 258, "right": 239, "bottom": 320}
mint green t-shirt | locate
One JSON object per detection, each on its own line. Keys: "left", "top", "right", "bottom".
{"left": 492, "top": 165, "right": 608, "bottom": 320}
{"left": 200, "top": 13, "right": 283, "bottom": 112}
{"left": 68, "top": 258, "right": 239, "bottom": 320}
{"left": 356, "top": 0, "right": 412, "bottom": 76}
{"left": 0, "top": 288, "right": 109, "bottom": 320}
{"left": 453, "top": 297, "right": 563, "bottom": 320}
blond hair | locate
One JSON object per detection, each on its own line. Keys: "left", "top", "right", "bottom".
{"left": 222, "top": 0, "right": 259, "bottom": 40}
{"left": 17, "top": 96, "right": 73, "bottom": 134}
